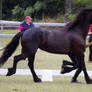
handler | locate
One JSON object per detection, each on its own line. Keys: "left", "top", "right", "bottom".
{"left": 19, "top": 16, "right": 35, "bottom": 32}
{"left": 87, "top": 24, "right": 92, "bottom": 62}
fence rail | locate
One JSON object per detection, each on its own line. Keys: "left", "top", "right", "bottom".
{"left": 0, "top": 20, "right": 66, "bottom": 27}
{"left": 0, "top": 69, "right": 92, "bottom": 81}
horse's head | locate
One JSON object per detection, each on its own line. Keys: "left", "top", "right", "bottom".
{"left": 80, "top": 9, "right": 92, "bottom": 25}
{"left": 86, "top": 9, "right": 92, "bottom": 24}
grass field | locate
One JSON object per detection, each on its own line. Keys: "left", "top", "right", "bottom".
{"left": 0, "top": 29, "right": 92, "bottom": 92}
{"left": 0, "top": 76, "right": 92, "bottom": 92}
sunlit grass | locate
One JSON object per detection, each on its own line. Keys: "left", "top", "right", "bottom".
{"left": 0, "top": 76, "right": 92, "bottom": 92}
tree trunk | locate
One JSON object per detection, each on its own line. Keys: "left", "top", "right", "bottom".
{"left": 0, "top": 0, "right": 2, "bottom": 20}
{"left": 65, "top": 0, "right": 72, "bottom": 22}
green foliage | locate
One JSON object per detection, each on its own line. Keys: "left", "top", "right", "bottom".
{"left": 77, "top": 0, "right": 90, "bottom": 4}
{"left": 60, "top": 15, "right": 65, "bottom": 22}
{"left": 68, "top": 14, "right": 76, "bottom": 20}
{"left": 2, "top": 0, "right": 92, "bottom": 21}
{"left": 24, "top": 7, "right": 34, "bottom": 17}
{"left": 2, "top": 0, "right": 65, "bottom": 21}
{"left": 12, "top": 5, "right": 24, "bottom": 21}
{"left": 72, "top": 0, "right": 92, "bottom": 13}
{"left": 34, "top": 1, "right": 46, "bottom": 12}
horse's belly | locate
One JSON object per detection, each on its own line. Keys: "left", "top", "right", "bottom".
{"left": 39, "top": 46, "right": 70, "bottom": 54}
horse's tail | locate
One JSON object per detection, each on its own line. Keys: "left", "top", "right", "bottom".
{"left": 0, "top": 32, "right": 23, "bottom": 66}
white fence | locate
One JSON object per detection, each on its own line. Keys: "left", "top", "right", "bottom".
{"left": 0, "top": 20, "right": 66, "bottom": 49}
{"left": 0, "top": 20, "right": 66, "bottom": 26}
{"left": 0, "top": 69, "right": 92, "bottom": 81}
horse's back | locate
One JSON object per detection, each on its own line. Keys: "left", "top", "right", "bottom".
{"left": 38, "top": 28, "right": 71, "bottom": 54}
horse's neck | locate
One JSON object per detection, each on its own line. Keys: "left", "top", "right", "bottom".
{"left": 66, "top": 20, "right": 90, "bottom": 40}
{"left": 75, "top": 23, "right": 89, "bottom": 40}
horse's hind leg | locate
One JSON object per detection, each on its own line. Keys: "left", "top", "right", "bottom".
{"left": 7, "top": 54, "right": 26, "bottom": 76}
{"left": 28, "top": 53, "right": 41, "bottom": 82}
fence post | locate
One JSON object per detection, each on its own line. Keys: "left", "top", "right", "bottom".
{"left": 0, "top": 23, "right": 3, "bottom": 49}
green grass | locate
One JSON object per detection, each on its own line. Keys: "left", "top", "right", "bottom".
{"left": 0, "top": 29, "right": 18, "bottom": 47}
{"left": 0, "top": 76, "right": 92, "bottom": 92}
{"left": 1, "top": 29, "right": 18, "bottom": 34}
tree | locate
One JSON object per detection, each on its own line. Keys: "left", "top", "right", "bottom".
{"left": 2, "top": 0, "right": 92, "bottom": 21}
{"left": 65, "top": 0, "right": 71, "bottom": 14}
{"left": 0, "top": 0, "right": 2, "bottom": 20}
{"left": 12, "top": 5, "right": 24, "bottom": 21}
{"left": 65, "top": 0, "right": 72, "bottom": 22}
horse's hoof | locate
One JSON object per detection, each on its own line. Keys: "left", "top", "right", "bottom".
{"left": 62, "top": 60, "right": 68, "bottom": 65}
{"left": 60, "top": 69, "right": 66, "bottom": 74}
{"left": 60, "top": 65, "right": 67, "bottom": 74}
{"left": 6, "top": 68, "right": 16, "bottom": 76}
{"left": 86, "top": 79, "right": 92, "bottom": 84}
{"left": 34, "top": 78, "right": 42, "bottom": 83}
{"left": 71, "top": 79, "right": 82, "bottom": 84}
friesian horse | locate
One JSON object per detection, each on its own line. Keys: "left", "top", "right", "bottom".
{"left": 0, "top": 9, "right": 92, "bottom": 84}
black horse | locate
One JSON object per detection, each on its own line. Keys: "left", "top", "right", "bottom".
{"left": 0, "top": 9, "right": 92, "bottom": 84}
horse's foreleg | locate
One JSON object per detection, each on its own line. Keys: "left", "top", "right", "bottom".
{"left": 61, "top": 65, "right": 77, "bottom": 74}
{"left": 61, "top": 54, "right": 79, "bottom": 74}
{"left": 61, "top": 60, "right": 77, "bottom": 74}
{"left": 79, "top": 55, "right": 92, "bottom": 84}
{"left": 62, "top": 60, "right": 74, "bottom": 66}
{"left": 73, "top": 54, "right": 92, "bottom": 84}
{"left": 28, "top": 54, "right": 41, "bottom": 83}
{"left": 71, "top": 68, "right": 82, "bottom": 83}
{"left": 6, "top": 54, "right": 26, "bottom": 76}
